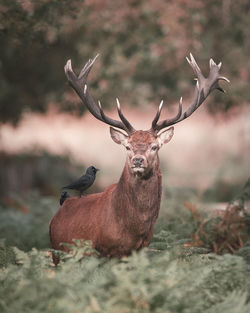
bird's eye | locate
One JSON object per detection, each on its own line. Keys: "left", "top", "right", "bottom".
{"left": 151, "top": 145, "right": 158, "bottom": 151}
{"left": 126, "top": 146, "right": 131, "bottom": 151}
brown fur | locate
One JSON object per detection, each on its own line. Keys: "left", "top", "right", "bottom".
{"left": 50, "top": 130, "right": 165, "bottom": 263}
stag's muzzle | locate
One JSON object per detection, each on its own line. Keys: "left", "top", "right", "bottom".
{"left": 131, "top": 155, "right": 147, "bottom": 173}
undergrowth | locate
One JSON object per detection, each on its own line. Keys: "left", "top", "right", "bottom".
{"left": 0, "top": 180, "right": 250, "bottom": 313}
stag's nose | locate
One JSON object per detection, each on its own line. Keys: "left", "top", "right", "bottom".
{"left": 132, "top": 156, "right": 145, "bottom": 167}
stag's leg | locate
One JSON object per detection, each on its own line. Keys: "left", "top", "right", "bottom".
{"left": 51, "top": 252, "right": 60, "bottom": 265}
{"left": 49, "top": 218, "right": 61, "bottom": 265}
{"left": 139, "top": 230, "right": 155, "bottom": 250}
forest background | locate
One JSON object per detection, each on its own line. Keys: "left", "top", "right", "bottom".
{"left": 0, "top": 1, "right": 250, "bottom": 313}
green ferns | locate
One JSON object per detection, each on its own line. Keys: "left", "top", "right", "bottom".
{"left": 1, "top": 242, "right": 250, "bottom": 313}
{"left": 0, "top": 185, "right": 250, "bottom": 313}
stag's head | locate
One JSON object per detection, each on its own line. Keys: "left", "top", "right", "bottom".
{"left": 64, "top": 53, "right": 229, "bottom": 177}
{"left": 110, "top": 127, "right": 173, "bottom": 177}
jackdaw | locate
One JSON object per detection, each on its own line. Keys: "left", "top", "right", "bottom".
{"left": 62, "top": 166, "right": 99, "bottom": 197}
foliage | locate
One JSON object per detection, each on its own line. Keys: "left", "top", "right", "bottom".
{"left": 188, "top": 179, "right": 250, "bottom": 254}
{"left": 0, "top": 181, "right": 250, "bottom": 312}
{"left": 0, "top": 191, "right": 57, "bottom": 250}
{"left": 1, "top": 237, "right": 250, "bottom": 313}
{"left": 0, "top": 151, "right": 102, "bottom": 199}
{"left": 1, "top": 0, "right": 250, "bottom": 124}
{"left": 0, "top": 0, "right": 82, "bottom": 123}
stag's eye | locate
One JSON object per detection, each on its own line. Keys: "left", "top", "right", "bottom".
{"left": 151, "top": 145, "right": 158, "bottom": 151}
{"left": 126, "top": 146, "right": 131, "bottom": 151}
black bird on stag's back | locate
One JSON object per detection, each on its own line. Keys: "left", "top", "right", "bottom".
{"left": 60, "top": 190, "right": 70, "bottom": 205}
{"left": 62, "top": 166, "right": 99, "bottom": 197}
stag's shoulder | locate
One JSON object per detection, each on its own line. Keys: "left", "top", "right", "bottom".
{"left": 59, "top": 184, "right": 117, "bottom": 211}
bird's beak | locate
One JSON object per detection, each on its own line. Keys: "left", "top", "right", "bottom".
{"left": 96, "top": 168, "right": 100, "bottom": 171}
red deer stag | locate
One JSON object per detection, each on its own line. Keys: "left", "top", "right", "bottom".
{"left": 50, "top": 54, "right": 229, "bottom": 262}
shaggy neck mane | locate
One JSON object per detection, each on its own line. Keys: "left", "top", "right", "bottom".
{"left": 112, "top": 160, "right": 162, "bottom": 231}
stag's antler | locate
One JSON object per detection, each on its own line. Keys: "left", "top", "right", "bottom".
{"left": 64, "top": 55, "right": 136, "bottom": 135}
{"left": 149, "top": 53, "right": 229, "bottom": 134}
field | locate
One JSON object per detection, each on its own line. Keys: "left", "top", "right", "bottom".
{"left": 0, "top": 181, "right": 250, "bottom": 313}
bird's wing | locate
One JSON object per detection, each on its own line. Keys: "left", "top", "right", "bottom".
{"left": 63, "top": 175, "right": 92, "bottom": 189}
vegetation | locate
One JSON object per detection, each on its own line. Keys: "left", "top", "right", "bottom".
{"left": 0, "top": 1, "right": 249, "bottom": 312}
{"left": 0, "top": 180, "right": 249, "bottom": 313}
{"left": 0, "top": 151, "right": 103, "bottom": 199}
{"left": 1, "top": 0, "right": 250, "bottom": 124}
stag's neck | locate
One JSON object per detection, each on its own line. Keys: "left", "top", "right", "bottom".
{"left": 113, "top": 161, "right": 162, "bottom": 223}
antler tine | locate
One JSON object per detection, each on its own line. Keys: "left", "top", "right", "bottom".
{"left": 151, "top": 100, "right": 164, "bottom": 129}
{"left": 150, "top": 53, "right": 229, "bottom": 134}
{"left": 150, "top": 98, "right": 182, "bottom": 133}
{"left": 64, "top": 58, "right": 101, "bottom": 119}
{"left": 116, "top": 98, "right": 136, "bottom": 134}
{"left": 79, "top": 54, "right": 99, "bottom": 81}
{"left": 186, "top": 53, "right": 204, "bottom": 82}
{"left": 64, "top": 56, "right": 136, "bottom": 135}
{"left": 98, "top": 100, "right": 109, "bottom": 122}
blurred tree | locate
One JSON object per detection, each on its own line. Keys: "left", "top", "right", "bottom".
{"left": 196, "top": 0, "right": 250, "bottom": 113}
{"left": 0, "top": 0, "right": 83, "bottom": 124}
{"left": 0, "top": 0, "right": 249, "bottom": 125}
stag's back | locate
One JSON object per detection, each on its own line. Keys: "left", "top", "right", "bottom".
{"left": 49, "top": 184, "right": 116, "bottom": 252}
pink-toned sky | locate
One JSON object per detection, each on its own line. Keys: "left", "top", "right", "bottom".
{"left": 1, "top": 103, "right": 249, "bottom": 190}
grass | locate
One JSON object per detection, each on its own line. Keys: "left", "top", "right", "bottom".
{"left": 0, "top": 181, "right": 250, "bottom": 313}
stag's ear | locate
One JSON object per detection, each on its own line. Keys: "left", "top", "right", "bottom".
{"left": 110, "top": 127, "right": 129, "bottom": 145}
{"left": 157, "top": 127, "right": 174, "bottom": 147}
